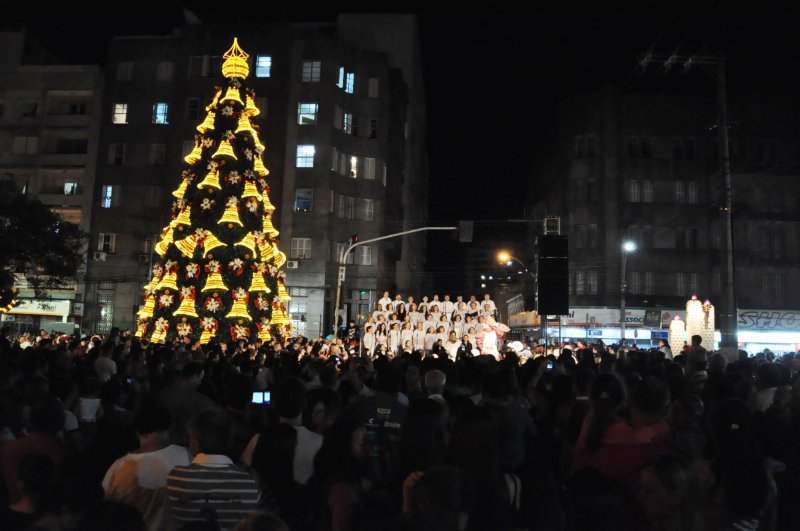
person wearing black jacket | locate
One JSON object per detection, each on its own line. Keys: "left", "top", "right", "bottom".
{"left": 456, "top": 335, "right": 474, "bottom": 361}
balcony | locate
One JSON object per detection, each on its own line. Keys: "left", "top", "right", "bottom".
{"left": 44, "top": 114, "right": 92, "bottom": 128}
{"left": 40, "top": 153, "right": 87, "bottom": 167}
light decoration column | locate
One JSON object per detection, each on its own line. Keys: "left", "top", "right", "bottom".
{"left": 686, "top": 295, "right": 715, "bottom": 350}
{"left": 668, "top": 315, "right": 686, "bottom": 355}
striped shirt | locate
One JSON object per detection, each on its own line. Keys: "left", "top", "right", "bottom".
{"left": 166, "top": 453, "right": 259, "bottom": 531}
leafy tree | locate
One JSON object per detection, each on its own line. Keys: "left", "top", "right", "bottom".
{"left": 0, "top": 180, "right": 85, "bottom": 300}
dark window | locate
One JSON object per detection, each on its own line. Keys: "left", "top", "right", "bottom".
{"left": 56, "top": 138, "right": 88, "bottom": 154}
{"left": 628, "top": 138, "right": 639, "bottom": 158}
{"left": 685, "top": 139, "right": 695, "bottom": 160}
{"left": 575, "top": 136, "right": 585, "bottom": 159}
{"left": 186, "top": 98, "right": 200, "bottom": 120}
{"left": 673, "top": 140, "right": 683, "bottom": 159}
{"left": 587, "top": 136, "right": 596, "bottom": 157}
{"left": 351, "top": 115, "right": 359, "bottom": 137}
{"left": 640, "top": 138, "right": 651, "bottom": 158}
{"left": 370, "top": 118, "right": 378, "bottom": 139}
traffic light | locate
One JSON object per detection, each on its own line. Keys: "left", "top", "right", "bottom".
{"left": 458, "top": 220, "right": 473, "bottom": 242}
{"left": 537, "top": 235, "right": 569, "bottom": 315}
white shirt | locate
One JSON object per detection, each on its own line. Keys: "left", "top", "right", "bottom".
{"left": 378, "top": 296, "right": 393, "bottom": 309}
{"left": 482, "top": 298, "right": 497, "bottom": 314}
{"left": 293, "top": 426, "right": 323, "bottom": 485}
{"left": 442, "top": 301, "right": 456, "bottom": 316}
{"left": 103, "top": 444, "right": 191, "bottom": 531}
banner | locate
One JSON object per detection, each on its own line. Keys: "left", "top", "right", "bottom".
{"left": 560, "top": 307, "right": 684, "bottom": 328}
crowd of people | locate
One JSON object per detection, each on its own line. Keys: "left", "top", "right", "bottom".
{"left": 1, "top": 322, "right": 800, "bottom": 531}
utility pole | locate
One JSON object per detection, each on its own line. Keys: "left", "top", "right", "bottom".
{"left": 333, "top": 226, "right": 457, "bottom": 335}
{"left": 640, "top": 53, "right": 738, "bottom": 355}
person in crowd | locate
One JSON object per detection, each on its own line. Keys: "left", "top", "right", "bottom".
{"left": 94, "top": 342, "right": 118, "bottom": 383}
{"left": 412, "top": 322, "right": 426, "bottom": 353}
{"left": 441, "top": 295, "right": 455, "bottom": 320}
{"left": 0, "top": 453, "right": 55, "bottom": 531}
{"left": 388, "top": 323, "right": 401, "bottom": 357}
{"left": 638, "top": 454, "right": 703, "bottom": 531}
{"left": 362, "top": 326, "right": 376, "bottom": 358}
{"left": 309, "top": 418, "right": 368, "bottom": 531}
{"left": 378, "top": 292, "right": 393, "bottom": 311}
{"left": 157, "top": 361, "right": 215, "bottom": 446}
{"left": 166, "top": 409, "right": 259, "bottom": 531}
{"left": 444, "top": 331, "right": 460, "bottom": 362}
{"left": 102, "top": 406, "right": 191, "bottom": 531}
{"left": 0, "top": 396, "right": 65, "bottom": 504}
{"left": 243, "top": 377, "right": 323, "bottom": 486}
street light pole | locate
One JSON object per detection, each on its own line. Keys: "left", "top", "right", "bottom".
{"left": 333, "top": 226, "right": 456, "bottom": 335}
{"left": 620, "top": 241, "right": 637, "bottom": 348}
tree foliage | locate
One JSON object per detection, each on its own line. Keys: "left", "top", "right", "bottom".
{"left": 0, "top": 180, "right": 85, "bottom": 297}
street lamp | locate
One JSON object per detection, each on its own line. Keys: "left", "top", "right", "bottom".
{"left": 620, "top": 240, "right": 637, "bottom": 348}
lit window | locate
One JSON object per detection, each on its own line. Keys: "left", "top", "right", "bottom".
{"left": 255, "top": 55, "right": 272, "bottom": 77}
{"left": 101, "top": 185, "right": 119, "bottom": 208}
{"left": 63, "top": 182, "right": 78, "bottom": 195}
{"left": 294, "top": 188, "right": 314, "bottom": 212}
{"left": 290, "top": 238, "right": 311, "bottom": 259}
{"left": 152, "top": 103, "right": 169, "bottom": 124}
{"left": 345, "top": 72, "right": 355, "bottom": 94}
{"left": 343, "top": 112, "right": 352, "bottom": 134}
{"left": 337, "top": 67, "right": 345, "bottom": 88}
{"left": 302, "top": 60, "right": 321, "bottom": 82}
{"left": 296, "top": 145, "right": 315, "bottom": 168}
{"left": 112, "top": 103, "right": 128, "bottom": 124}
{"left": 297, "top": 103, "right": 318, "bottom": 125}
{"left": 350, "top": 156, "right": 358, "bottom": 178}
{"left": 96, "top": 291, "right": 115, "bottom": 333}
{"left": 642, "top": 180, "right": 653, "bottom": 203}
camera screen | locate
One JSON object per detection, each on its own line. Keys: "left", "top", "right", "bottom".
{"left": 252, "top": 391, "right": 271, "bottom": 404}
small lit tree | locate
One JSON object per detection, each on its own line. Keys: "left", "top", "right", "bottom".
{"left": 135, "top": 38, "right": 291, "bottom": 344}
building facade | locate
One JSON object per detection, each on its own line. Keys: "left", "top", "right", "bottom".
{"left": 85, "top": 16, "right": 428, "bottom": 337}
{"left": 0, "top": 31, "right": 103, "bottom": 335}
{"left": 530, "top": 86, "right": 800, "bottom": 346}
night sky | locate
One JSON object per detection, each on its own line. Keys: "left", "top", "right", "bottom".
{"left": 6, "top": 4, "right": 800, "bottom": 293}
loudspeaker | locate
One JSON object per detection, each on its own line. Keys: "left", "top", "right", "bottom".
{"left": 537, "top": 235, "right": 569, "bottom": 315}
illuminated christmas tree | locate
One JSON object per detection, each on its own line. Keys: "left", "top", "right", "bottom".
{"left": 135, "top": 38, "right": 291, "bottom": 344}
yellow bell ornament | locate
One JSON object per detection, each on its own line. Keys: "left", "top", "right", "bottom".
{"left": 241, "top": 181, "right": 262, "bottom": 201}
{"left": 184, "top": 142, "right": 203, "bottom": 164}
{"left": 245, "top": 94, "right": 260, "bottom": 117}
{"left": 249, "top": 271, "right": 271, "bottom": 293}
{"left": 211, "top": 138, "right": 237, "bottom": 161}
{"left": 273, "top": 250, "right": 287, "bottom": 268}
{"left": 172, "top": 178, "right": 190, "bottom": 199}
{"left": 173, "top": 293, "right": 199, "bottom": 318}
{"left": 156, "top": 270, "right": 178, "bottom": 291}
{"left": 174, "top": 234, "right": 198, "bottom": 258}
{"left": 226, "top": 299, "right": 252, "bottom": 321}
{"left": 196, "top": 169, "right": 221, "bottom": 190}
{"left": 218, "top": 200, "right": 243, "bottom": 227}
{"left": 235, "top": 113, "right": 256, "bottom": 136}
{"left": 137, "top": 295, "right": 155, "bottom": 319}
{"left": 220, "top": 86, "right": 245, "bottom": 107}
{"left": 262, "top": 216, "right": 279, "bottom": 238}
{"left": 150, "top": 324, "right": 168, "bottom": 344}
{"left": 172, "top": 205, "right": 192, "bottom": 227}
{"left": 253, "top": 156, "right": 269, "bottom": 176}
{"left": 199, "top": 327, "right": 216, "bottom": 345}
{"left": 154, "top": 227, "right": 174, "bottom": 257}
{"left": 202, "top": 271, "right": 228, "bottom": 292}
{"left": 234, "top": 232, "right": 257, "bottom": 253}
{"left": 196, "top": 110, "right": 216, "bottom": 133}
{"left": 202, "top": 231, "right": 226, "bottom": 257}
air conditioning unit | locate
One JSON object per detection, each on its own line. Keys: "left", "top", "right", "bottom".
{"left": 285, "top": 260, "right": 299, "bottom": 269}
{"left": 137, "top": 254, "right": 150, "bottom": 264}
{"left": 93, "top": 251, "right": 107, "bottom": 261}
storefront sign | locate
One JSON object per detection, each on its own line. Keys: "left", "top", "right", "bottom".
{"left": 561, "top": 307, "right": 684, "bottom": 328}
{"left": 738, "top": 309, "right": 800, "bottom": 332}
{"left": 8, "top": 299, "right": 71, "bottom": 317}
